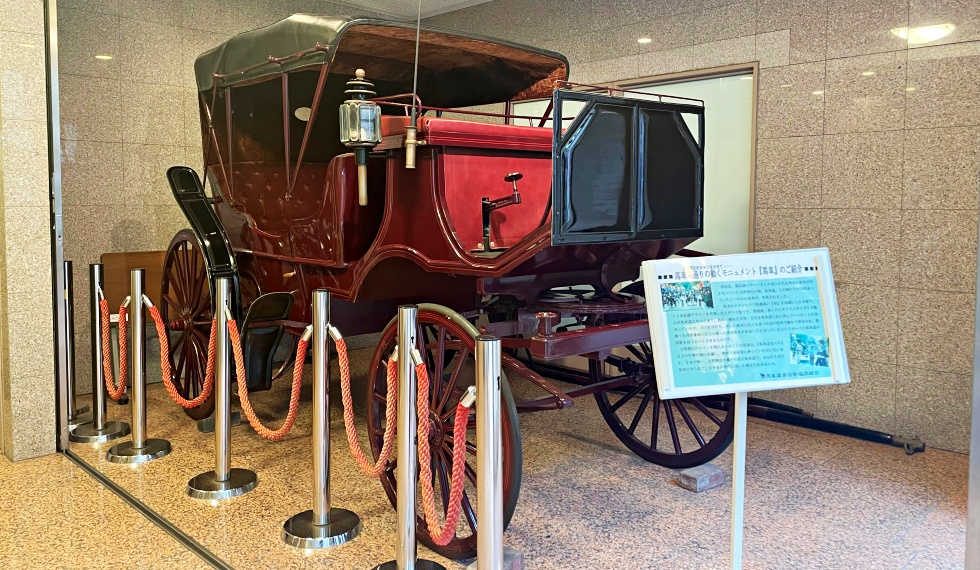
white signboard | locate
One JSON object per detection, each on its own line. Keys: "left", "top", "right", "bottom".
{"left": 642, "top": 247, "right": 851, "bottom": 569}
{"left": 640, "top": 248, "right": 850, "bottom": 399}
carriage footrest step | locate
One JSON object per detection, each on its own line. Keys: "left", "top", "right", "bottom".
{"left": 678, "top": 463, "right": 726, "bottom": 493}
{"left": 466, "top": 547, "right": 525, "bottom": 570}
{"left": 197, "top": 411, "right": 241, "bottom": 433}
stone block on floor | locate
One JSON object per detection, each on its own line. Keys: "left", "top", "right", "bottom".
{"left": 678, "top": 463, "right": 727, "bottom": 493}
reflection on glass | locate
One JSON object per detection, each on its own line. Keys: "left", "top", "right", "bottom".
{"left": 891, "top": 24, "right": 955, "bottom": 44}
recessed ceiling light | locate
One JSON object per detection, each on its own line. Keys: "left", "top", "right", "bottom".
{"left": 780, "top": 83, "right": 794, "bottom": 88}
{"left": 890, "top": 24, "right": 955, "bottom": 44}
{"left": 95, "top": 54, "right": 113, "bottom": 60}
{"left": 637, "top": 37, "right": 652, "bottom": 44}
{"left": 17, "top": 43, "right": 35, "bottom": 49}
{"left": 861, "top": 71, "right": 876, "bottom": 76}
{"left": 906, "top": 86, "right": 916, "bottom": 92}
{"left": 812, "top": 90, "right": 824, "bottom": 95}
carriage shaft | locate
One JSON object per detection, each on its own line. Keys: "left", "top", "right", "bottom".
{"left": 521, "top": 319, "right": 651, "bottom": 362}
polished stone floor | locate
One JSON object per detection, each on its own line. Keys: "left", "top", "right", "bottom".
{"left": 53, "top": 345, "right": 969, "bottom": 569}
{"left": 0, "top": 453, "right": 210, "bottom": 569}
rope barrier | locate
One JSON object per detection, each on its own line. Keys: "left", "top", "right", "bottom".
{"left": 332, "top": 322, "right": 472, "bottom": 543}
{"left": 228, "top": 314, "right": 308, "bottom": 441}
{"left": 143, "top": 295, "right": 217, "bottom": 409}
{"left": 98, "top": 293, "right": 129, "bottom": 401}
{"left": 413, "top": 348, "right": 474, "bottom": 546}
{"left": 334, "top": 325, "right": 398, "bottom": 478}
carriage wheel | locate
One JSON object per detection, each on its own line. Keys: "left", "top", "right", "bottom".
{"left": 590, "top": 347, "right": 735, "bottom": 469}
{"left": 160, "top": 229, "right": 215, "bottom": 420}
{"left": 367, "top": 308, "right": 523, "bottom": 560}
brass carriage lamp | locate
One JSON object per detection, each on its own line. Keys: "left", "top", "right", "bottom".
{"left": 339, "top": 69, "right": 382, "bottom": 206}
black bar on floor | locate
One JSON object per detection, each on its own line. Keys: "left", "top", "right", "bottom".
{"left": 63, "top": 450, "right": 235, "bottom": 570}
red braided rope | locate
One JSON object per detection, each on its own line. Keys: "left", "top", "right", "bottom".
{"left": 337, "top": 336, "right": 398, "bottom": 478}
{"left": 99, "top": 298, "right": 127, "bottom": 400}
{"left": 146, "top": 305, "right": 216, "bottom": 409}
{"left": 415, "top": 360, "right": 470, "bottom": 546}
{"left": 228, "top": 318, "right": 306, "bottom": 441}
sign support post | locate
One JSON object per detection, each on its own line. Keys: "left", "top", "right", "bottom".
{"left": 730, "top": 391, "right": 748, "bottom": 570}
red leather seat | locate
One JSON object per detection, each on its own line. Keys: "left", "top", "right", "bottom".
{"left": 381, "top": 115, "right": 411, "bottom": 138}
{"left": 230, "top": 163, "right": 329, "bottom": 234}
{"left": 381, "top": 115, "right": 552, "bottom": 152}
{"left": 420, "top": 118, "right": 551, "bottom": 152}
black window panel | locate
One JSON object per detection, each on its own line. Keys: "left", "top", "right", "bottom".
{"left": 637, "top": 109, "right": 701, "bottom": 233}
{"left": 560, "top": 104, "right": 633, "bottom": 234}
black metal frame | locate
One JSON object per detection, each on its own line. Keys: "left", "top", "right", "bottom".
{"left": 550, "top": 89, "right": 706, "bottom": 246}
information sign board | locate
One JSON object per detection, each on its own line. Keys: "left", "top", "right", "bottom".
{"left": 641, "top": 248, "right": 850, "bottom": 399}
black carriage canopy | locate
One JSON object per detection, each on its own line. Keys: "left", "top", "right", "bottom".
{"left": 194, "top": 14, "right": 570, "bottom": 108}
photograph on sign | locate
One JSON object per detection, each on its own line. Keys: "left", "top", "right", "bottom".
{"left": 640, "top": 248, "right": 850, "bottom": 399}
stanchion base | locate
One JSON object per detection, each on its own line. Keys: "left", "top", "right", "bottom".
{"left": 68, "top": 411, "right": 92, "bottom": 431}
{"left": 69, "top": 420, "right": 130, "bottom": 443}
{"left": 281, "top": 508, "right": 362, "bottom": 549}
{"left": 196, "top": 411, "right": 241, "bottom": 434}
{"left": 106, "top": 438, "right": 171, "bottom": 464}
{"left": 186, "top": 468, "right": 258, "bottom": 500}
{"left": 465, "top": 547, "right": 526, "bottom": 570}
{"left": 374, "top": 560, "right": 446, "bottom": 570}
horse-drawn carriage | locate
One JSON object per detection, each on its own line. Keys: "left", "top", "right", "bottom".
{"left": 162, "top": 14, "right": 732, "bottom": 558}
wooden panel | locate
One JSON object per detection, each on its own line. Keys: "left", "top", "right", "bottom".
{"left": 98, "top": 251, "right": 167, "bottom": 310}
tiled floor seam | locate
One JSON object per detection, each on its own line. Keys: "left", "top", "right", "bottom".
{"left": 63, "top": 449, "right": 234, "bottom": 570}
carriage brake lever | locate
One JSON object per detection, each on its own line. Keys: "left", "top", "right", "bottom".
{"left": 480, "top": 172, "right": 523, "bottom": 252}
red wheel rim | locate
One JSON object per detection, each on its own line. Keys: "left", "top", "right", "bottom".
{"left": 160, "top": 230, "right": 215, "bottom": 420}
{"left": 366, "top": 310, "right": 522, "bottom": 560}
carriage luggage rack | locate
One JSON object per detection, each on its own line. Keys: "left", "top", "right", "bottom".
{"left": 554, "top": 80, "right": 706, "bottom": 107}
{"left": 373, "top": 95, "right": 576, "bottom": 125}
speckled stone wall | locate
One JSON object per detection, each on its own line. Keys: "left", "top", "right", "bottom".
{"left": 0, "top": 0, "right": 56, "bottom": 460}
{"left": 427, "top": 0, "right": 980, "bottom": 453}
{"left": 56, "top": 0, "right": 397, "bottom": 401}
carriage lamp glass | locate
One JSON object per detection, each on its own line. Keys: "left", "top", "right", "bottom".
{"left": 340, "top": 101, "right": 381, "bottom": 143}
{"left": 339, "top": 69, "right": 382, "bottom": 207}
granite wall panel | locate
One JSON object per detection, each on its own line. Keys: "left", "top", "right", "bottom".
{"left": 427, "top": 0, "right": 980, "bottom": 452}
{"left": 0, "top": 0, "right": 53, "bottom": 460}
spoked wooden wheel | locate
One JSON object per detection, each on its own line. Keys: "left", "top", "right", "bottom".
{"left": 160, "top": 229, "right": 215, "bottom": 420}
{"left": 367, "top": 307, "right": 523, "bottom": 560}
{"left": 590, "top": 345, "right": 735, "bottom": 469}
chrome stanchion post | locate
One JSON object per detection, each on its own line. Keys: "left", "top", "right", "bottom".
{"left": 283, "top": 289, "right": 362, "bottom": 548}
{"left": 376, "top": 305, "right": 445, "bottom": 570}
{"left": 187, "top": 277, "right": 257, "bottom": 499}
{"left": 467, "top": 336, "right": 523, "bottom": 570}
{"left": 106, "top": 269, "right": 171, "bottom": 463}
{"left": 65, "top": 260, "right": 90, "bottom": 428}
{"left": 69, "top": 264, "right": 130, "bottom": 443}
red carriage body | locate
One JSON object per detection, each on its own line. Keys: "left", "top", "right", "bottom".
{"left": 161, "top": 15, "right": 731, "bottom": 559}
